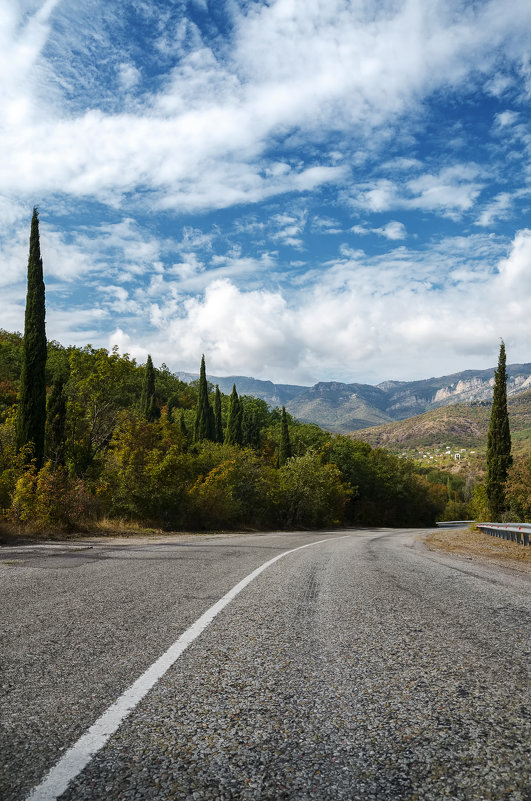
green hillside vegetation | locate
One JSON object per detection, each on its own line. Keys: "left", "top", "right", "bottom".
{"left": 0, "top": 329, "right": 458, "bottom": 534}
{"left": 350, "top": 389, "right": 531, "bottom": 522}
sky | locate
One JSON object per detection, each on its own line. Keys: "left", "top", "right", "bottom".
{"left": 1, "top": 0, "right": 530, "bottom": 386}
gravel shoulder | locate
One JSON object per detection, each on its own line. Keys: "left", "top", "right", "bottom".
{"left": 423, "top": 527, "right": 531, "bottom": 573}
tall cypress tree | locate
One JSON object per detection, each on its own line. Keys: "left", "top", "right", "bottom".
{"left": 225, "top": 384, "right": 242, "bottom": 446}
{"left": 214, "top": 385, "right": 223, "bottom": 443}
{"left": 194, "top": 355, "right": 215, "bottom": 441}
{"left": 140, "top": 354, "right": 159, "bottom": 421}
{"left": 242, "top": 404, "right": 260, "bottom": 449}
{"left": 16, "top": 207, "right": 47, "bottom": 468}
{"left": 278, "top": 406, "right": 292, "bottom": 466}
{"left": 45, "top": 375, "right": 67, "bottom": 466}
{"left": 166, "top": 394, "right": 177, "bottom": 423}
{"left": 486, "top": 341, "right": 512, "bottom": 520}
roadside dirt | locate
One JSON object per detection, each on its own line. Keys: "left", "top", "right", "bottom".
{"left": 424, "top": 527, "right": 531, "bottom": 573}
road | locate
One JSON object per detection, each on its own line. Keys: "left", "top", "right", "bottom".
{"left": 1, "top": 529, "right": 529, "bottom": 800}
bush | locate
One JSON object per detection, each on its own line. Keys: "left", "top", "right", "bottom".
{"left": 189, "top": 447, "right": 278, "bottom": 529}
{"left": 102, "top": 415, "right": 194, "bottom": 527}
{"left": 277, "top": 451, "right": 350, "bottom": 529}
{"left": 505, "top": 456, "right": 531, "bottom": 522}
{"left": 10, "top": 462, "right": 99, "bottom": 532}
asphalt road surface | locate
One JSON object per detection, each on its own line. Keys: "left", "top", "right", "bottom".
{"left": 1, "top": 529, "right": 529, "bottom": 800}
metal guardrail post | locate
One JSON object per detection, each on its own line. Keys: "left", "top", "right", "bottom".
{"left": 476, "top": 522, "right": 531, "bottom": 546}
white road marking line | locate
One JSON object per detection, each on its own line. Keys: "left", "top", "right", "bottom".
{"left": 27, "top": 535, "right": 348, "bottom": 801}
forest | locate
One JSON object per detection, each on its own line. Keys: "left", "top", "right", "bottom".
{"left": 4, "top": 209, "right": 526, "bottom": 536}
{"left": 0, "top": 327, "right": 461, "bottom": 534}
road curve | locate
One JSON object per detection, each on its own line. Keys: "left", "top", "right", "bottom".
{"left": 1, "top": 529, "right": 529, "bottom": 800}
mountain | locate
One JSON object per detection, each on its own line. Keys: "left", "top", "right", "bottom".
{"left": 351, "top": 388, "right": 531, "bottom": 455}
{"left": 284, "top": 381, "right": 393, "bottom": 431}
{"left": 174, "top": 363, "right": 531, "bottom": 433}
{"left": 175, "top": 372, "right": 306, "bottom": 407}
{"left": 282, "top": 364, "right": 531, "bottom": 433}
{"left": 377, "top": 364, "right": 531, "bottom": 420}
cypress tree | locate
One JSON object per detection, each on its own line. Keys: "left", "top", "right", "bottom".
{"left": 225, "top": 384, "right": 242, "bottom": 446}
{"left": 214, "top": 385, "right": 223, "bottom": 443}
{"left": 140, "top": 354, "right": 159, "bottom": 421}
{"left": 179, "top": 410, "right": 188, "bottom": 438}
{"left": 194, "top": 355, "right": 215, "bottom": 441}
{"left": 147, "top": 395, "right": 160, "bottom": 422}
{"left": 45, "top": 375, "right": 67, "bottom": 466}
{"left": 486, "top": 341, "right": 512, "bottom": 519}
{"left": 242, "top": 404, "right": 260, "bottom": 449}
{"left": 278, "top": 406, "right": 292, "bottom": 466}
{"left": 16, "top": 207, "right": 47, "bottom": 468}
{"left": 167, "top": 394, "right": 177, "bottom": 423}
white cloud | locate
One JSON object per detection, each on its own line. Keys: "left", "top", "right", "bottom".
{"left": 118, "top": 63, "right": 141, "bottom": 91}
{"left": 350, "top": 220, "right": 406, "bottom": 240}
{"left": 485, "top": 74, "right": 514, "bottom": 97}
{"left": 362, "top": 179, "right": 398, "bottom": 212}
{"left": 2, "top": 2, "right": 531, "bottom": 386}
{"left": 1, "top": 1, "right": 530, "bottom": 211}
{"left": 311, "top": 216, "right": 343, "bottom": 234}
{"left": 405, "top": 165, "right": 483, "bottom": 216}
{"left": 351, "top": 165, "right": 484, "bottom": 219}
{"left": 495, "top": 110, "right": 520, "bottom": 128}
{"left": 271, "top": 210, "right": 308, "bottom": 249}
{"left": 108, "top": 230, "right": 530, "bottom": 384}
{"left": 167, "top": 252, "right": 276, "bottom": 293}
{"left": 158, "top": 278, "right": 300, "bottom": 378}
{"left": 496, "top": 228, "right": 531, "bottom": 296}
{"left": 475, "top": 192, "right": 513, "bottom": 227}
{"left": 374, "top": 221, "right": 407, "bottom": 240}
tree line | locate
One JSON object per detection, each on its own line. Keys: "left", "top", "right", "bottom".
{"left": 2, "top": 209, "right": 527, "bottom": 534}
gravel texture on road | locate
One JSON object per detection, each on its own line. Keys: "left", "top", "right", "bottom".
{"left": 1, "top": 529, "right": 530, "bottom": 800}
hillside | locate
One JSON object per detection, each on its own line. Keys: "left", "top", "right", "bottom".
{"left": 351, "top": 388, "right": 531, "bottom": 456}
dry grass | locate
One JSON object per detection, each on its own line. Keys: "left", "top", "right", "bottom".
{"left": 424, "top": 527, "right": 531, "bottom": 571}
{"left": 89, "top": 517, "right": 167, "bottom": 537}
{"left": 0, "top": 515, "right": 236, "bottom": 546}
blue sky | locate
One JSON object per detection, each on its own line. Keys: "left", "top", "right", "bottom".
{"left": 1, "top": 0, "right": 530, "bottom": 385}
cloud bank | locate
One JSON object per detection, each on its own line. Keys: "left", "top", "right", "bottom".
{"left": 0, "top": 1, "right": 530, "bottom": 384}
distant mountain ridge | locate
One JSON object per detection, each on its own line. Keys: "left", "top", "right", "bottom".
{"left": 175, "top": 372, "right": 305, "bottom": 406}
{"left": 176, "top": 363, "right": 531, "bottom": 433}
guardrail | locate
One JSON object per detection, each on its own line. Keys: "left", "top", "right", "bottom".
{"left": 435, "top": 520, "right": 474, "bottom": 528}
{"left": 476, "top": 522, "right": 531, "bottom": 546}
